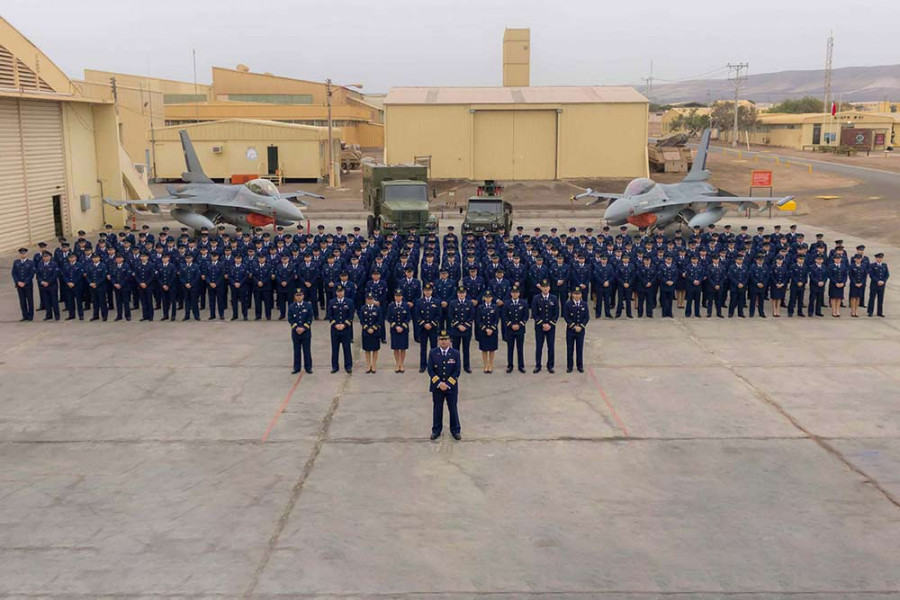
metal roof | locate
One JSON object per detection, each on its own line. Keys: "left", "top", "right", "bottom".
{"left": 385, "top": 86, "right": 647, "bottom": 105}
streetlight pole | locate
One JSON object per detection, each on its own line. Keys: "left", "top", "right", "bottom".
{"left": 326, "top": 78, "right": 335, "bottom": 188}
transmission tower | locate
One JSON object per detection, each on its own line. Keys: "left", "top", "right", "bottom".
{"left": 727, "top": 62, "right": 749, "bottom": 147}
{"left": 642, "top": 60, "right": 655, "bottom": 102}
{"left": 823, "top": 31, "right": 834, "bottom": 114}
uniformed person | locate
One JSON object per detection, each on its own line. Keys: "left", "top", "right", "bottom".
{"left": 359, "top": 292, "right": 383, "bottom": 373}
{"left": 787, "top": 254, "right": 807, "bottom": 318}
{"left": 769, "top": 255, "right": 789, "bottom": 317}
{"left": 748, "top": 253, "right": 769, "bottom": 318}
{"left": 180, "top": 253, "right": 202, "bottom": 321}
{"left": 37, "top": 251, "right": 61, "bottom": 321}
{"left": 386, "top": 288, "right": 411, "bottom": 373}
{"left": 826, "top": 254, "right": 848, "bottom": 317}
{"left": 563, "top": 287, "right": 589, "bottom": 373}
{"left": 867, "top": 253, "right": 889, "bottom": 317}
{"left": 108, "top": 253, "right": 132, "bottom": 321}
{"left": 86, "top": 252, "right": 108, "bottom": 321}
{"left": 475, "top": 288, "right": 500, "bottom": 373}
{"left": 61, "top": 252, "right": 84, "bottom": 320}
{"left": 428, "top": 331, "right": 462, "bottom": 441}
{"left": 532, "top": 280, "right": 560, "bottom": 373}
{"left": 727, "top": 254, "right": 749, "bottom": 318}
{"left": 327, "top": 284, "right": 355, "bottom": 373}
{"left": 205, "top": 252, "right": 227, "bottom": 320}
{"left": 448, "top": 286, "right": 475, "bottom": 373}
{"left": 414, "top": 283, "right": 442, "bottom": 373}
{"left": 288, "top": 289, "right": 314, "bottom": 374}
{"left": 502, "top": 284, "right": 529, "bottom": 373}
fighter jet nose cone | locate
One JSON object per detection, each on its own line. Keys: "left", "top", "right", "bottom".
{"left": 276, "top": 199, "right": 304, "bottom": 222}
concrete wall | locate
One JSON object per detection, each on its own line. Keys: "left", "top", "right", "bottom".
{"left": 154, "top": 138, "right": 325, "bottom": 180}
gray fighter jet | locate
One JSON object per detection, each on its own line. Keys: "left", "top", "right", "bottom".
{"left": 575, "top": 129, "right": 795, "bottom": 231}
{"left": 105, "top": 130, "right": 323, "bottom": 231}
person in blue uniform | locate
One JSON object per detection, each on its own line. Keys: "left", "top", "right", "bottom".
{"left": 657, "top": 255, "right": 677, "bottom": 318}
{"left": 768, "top": 255, "right": 789, "bottom": 318}
{"left": 296, "top": 254, "right": 320, "bottom": 319}
{"left": 386, "top": 288, "right": 411, "bottom": 373}
{"left": 615, "top": 255, "right": 635, "bottom": 319}
{"left": 593, "top": 254, "right": 616, "bottom": 319}
{"left": 179, "top": 253, "right": 202, "bottom": 321}
{"left": 228, "top": 254, "right": 250, "bottom": 321}
{"left": 563, "top": 287, "right": 590, "bottom": 373}
{"left": 359, "top": 292, "right": 383, "bottom": 374}
{"left": 61, "top": 252, "right": 84, "bottom": 320}
{"left": 252, "top": 254, "right": 274, "bottom": 320}
{"left": 705, "top": 255, "right": 727, "bottom": 318}
{"left": 475, "top": 288, "right": 500, "bottom": 373}
{"left": 848, "top": 254, "right": 868, "bottom": 318}
{"left": 826, "top": 254, "right": 848, "bottom": 317}
{"left": 414, "top": 283, "right": 442, "bottom": 373}
{"left": 748, "top": 254, "right": 769, "bottom": 318}
{"left": 787, "top": 254, "right": 807, "bottom": 318}
{"left": 867, "top": 253, "right": 889, "bottom": 317}
{"left": 85, "top": 252, "right": 108, "bottom": 321}
{"left": 107, "top": 253, "right": 132, "bottom": 321}
{"left": 288, "top": 289, "right": 314, "bottom": 374}
{"left": 532, "top": 280, "right": 560, "bottom": 373}
{"left": 727, "top": 255, "right": 749, "bottom": 318}
{"left": 132, "top": 253, "right": 155, "bottom": 322}
{"left": 448, "top": 286, "right": 475, "bottom": 374}
{"left": 327, "top": 284, "right": 355, "bottom": 374}
{"left": 636, "top": 256, "right": 656, "bottom": 318}
{"left": 684, "top": 254, "right": 706, "bottom": 318}
{"left": 156, "top": 253, "right": 177, "bottom": 321}
{"left": 37, "top": 251, "right": 61, "bottom": 321}
{"left": 428, "top": 331, "right": 462, "bottom": 441}
{"left": 502, "top": 284, "right": 529, "bottom": 373}
{"left": 807, "top": 254, "right": 827, "bottom": 317}
{"left": 205, "top": 252, "right": 227, "bottom": 320}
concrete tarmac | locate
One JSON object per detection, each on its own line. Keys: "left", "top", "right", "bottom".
{"left": 1, "top": 216, "right": 899, "bottom": 598}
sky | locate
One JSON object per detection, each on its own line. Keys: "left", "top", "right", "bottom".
{"left": 4, "top": 0, "right": 897, "bottom": 94}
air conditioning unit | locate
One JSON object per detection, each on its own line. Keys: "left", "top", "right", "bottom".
{"left": 211, "top": 146, "right": 223, "bottom": 154}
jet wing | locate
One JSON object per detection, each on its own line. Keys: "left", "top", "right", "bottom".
{"left": 661, "top": 195, "right": 795, "bottom": 208}
{"left": 573, "top": 188, "right": 625, "bottom": 207}
{"left": 104, "top": 196, "right": 207, "bottom": 208}
{"left": 104, "top": 186, "right": 242, "bottom": 209}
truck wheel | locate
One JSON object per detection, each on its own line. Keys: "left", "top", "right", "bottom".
{"left": 367, "top": 215, "right": 375, "bottom": 237}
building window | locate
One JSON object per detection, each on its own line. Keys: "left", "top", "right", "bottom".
{"left": 227, "top": 94, "right": 314, "bottom": 104}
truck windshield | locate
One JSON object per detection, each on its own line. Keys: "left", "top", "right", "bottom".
{"left": 468, "top": 200, "right": 502, "bottom": 214}
{"left": 384, "top": 184, "right": 427, "bottom": 202}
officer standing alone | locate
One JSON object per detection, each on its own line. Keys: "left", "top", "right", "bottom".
{"left": 563, "top": 287, "right": 589, "bottom": 373}
{"left": 428, "top": 330, "right": 462, "bottom": 441}
{"left": 288, "top": 289, "right": 314, "bottom": 374}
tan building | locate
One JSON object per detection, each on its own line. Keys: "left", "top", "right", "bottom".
{"left": 151, "top": 119, "right": 341, "bottom": 182}
{"left": 384, "top": 86, "right": 648, "bottom": 180}
{"left": 721, "top": 111, "right": 897, "bottom": 150}
{"left": 163, "top": 67, "right": 385, "bottom": 148}
{"left": 0, "top": 17, "right": 150, "bottom": 252}
{"left": 660, "top": 106, "right": 711, "bottom": 135}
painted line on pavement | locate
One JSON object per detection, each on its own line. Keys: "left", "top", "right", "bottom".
{"left": 587, "top": 367, "right": 629, "bottom": 437}
{"left": 261, "top": 372, "right": 303, "bottom": 442}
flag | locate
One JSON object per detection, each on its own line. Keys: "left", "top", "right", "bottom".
{"left": 831, "top": 101, "right": 837, "bottom": 117}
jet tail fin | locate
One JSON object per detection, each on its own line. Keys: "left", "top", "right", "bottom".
{"left": 683, "top": 128, "right": 711, "bottom": 182}
{"left": 180, "top": 130, "right": 214, "bottom": 184}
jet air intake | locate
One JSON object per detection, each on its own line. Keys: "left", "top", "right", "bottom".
{"left": 171, "top": 209, "right": 216, "bottom": 231}
{"left": 688, "top": 208, "right": 726, "bottom": 229}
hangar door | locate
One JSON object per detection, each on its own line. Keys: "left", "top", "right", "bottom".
{"left": 473, "top": 110, "right": 557, "bottom": 180}
{"left": 0, "top": 98, "right": 66, "bottom": 252}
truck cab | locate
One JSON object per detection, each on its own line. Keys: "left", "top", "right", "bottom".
{"left": 363, "top": 162, "right": 437, "bottom": 236}
{"left": 462, "top": 181, "right": 513, "bottom": 235}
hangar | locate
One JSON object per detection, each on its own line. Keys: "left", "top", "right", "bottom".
{"left": 384, "top": 85, "right": 649, "bottom": 180}
{"left": 151, "top": 119, "right": 341, "bottom": 182}
{"left": 0, "top": 17, "right": 148, "bottom": 252}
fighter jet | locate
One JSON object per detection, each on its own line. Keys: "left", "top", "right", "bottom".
{"left": 105, "top": 130, "right": 323, "bottom": 231}
{"left": 575, "top": 129, "right": 796, "bottom": 231}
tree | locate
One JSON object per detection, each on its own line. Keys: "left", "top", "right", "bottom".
{"left": 667, "top": 108, "right": 711, "bottom": 137}
{"left": 710, "top": 102, "right": 758, "bottom": 133}
{"left": 769, "top": 96, "right": 823, "bottom": 113}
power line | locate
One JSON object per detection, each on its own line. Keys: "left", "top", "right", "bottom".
{"left": 726, "top": 62, "right": 749, "bottom": 147}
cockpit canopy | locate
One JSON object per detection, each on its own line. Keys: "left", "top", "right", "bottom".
{"left": 245, "top": 178, "right": 280, "bottom": 197}
{"left": 624, "top": 177, "right": 656, "bottom": 197}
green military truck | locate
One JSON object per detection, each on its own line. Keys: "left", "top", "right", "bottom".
{"left": 362, "top": 161, "right": 437, "bottom": 236}
{"left": 462, "top": 180, "right": 513, "bottom": 235}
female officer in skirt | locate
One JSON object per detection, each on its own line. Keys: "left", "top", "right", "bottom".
{"left": 387, "top": 288, "right": 411, "bottom": 373}
{"left": 359, "top": 292, "right": 383, "bottom": 373}
{"left": 476, "top": 288, "right": 500, "bottom": 373}
{"left": 826, "top": 254, "right": 848, "bottom": 318}
{"left": 768, "top": 255, "right": 789, "bottom": 318}
{"left": 848, "top": 254, "right": 868, "bottom": 318}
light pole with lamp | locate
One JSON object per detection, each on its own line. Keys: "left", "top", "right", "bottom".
{"left": 325, "top": 79, "right": 363, "bottom": 188}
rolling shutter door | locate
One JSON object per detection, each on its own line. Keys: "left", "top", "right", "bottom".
{"left": 473, "top": 110, "right": 557, "bottom": 181}
{"left": 0, "top": 98, "right": 28, "bottom": 251}
{"left": 20, "top": 100, "right": 65, "bottom": 245}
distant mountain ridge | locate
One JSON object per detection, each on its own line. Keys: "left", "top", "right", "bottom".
{"left": 646, "top": 64, "right": 900, "bottom": 104}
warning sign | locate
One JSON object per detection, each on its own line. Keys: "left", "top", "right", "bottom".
{"left": 751, "top": 170, "right": 773, "bottom": 187}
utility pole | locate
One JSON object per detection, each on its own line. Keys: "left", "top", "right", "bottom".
{"left": 823, "top": 31, "right": 834, "bottom": 146}
{"left": 727, "top": 62, "right": 749, "bottom": 147}
{"left": 641, "top": 60, "right": 655, "bottom": 102}
{"left": 109, "top": 76, "right": 119, "bottom": 115}
{"left": 326, "top": 78, "right": 335, "bottom": 188}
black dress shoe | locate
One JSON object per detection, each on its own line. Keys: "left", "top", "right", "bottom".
{"left": 140, "top": 318, "right": 147, "bottom": 322}
{"left": 430, "top": 433, "right": 440, "bottom": 440}
{"left": 208, "top": 316, "right": 216, "bottom": 320}
{"left": 419, "top": 367, "right": 426, "bottom": 373}
{"left": 518, "top": 367, "right": 526, "bottom": 373}
{"left": 533, "top": 366, "right": 542, "bottom": 373}
{"left": 115, "top": 317, "right": 122, "bottom": 321}
{"left": 567, "top": 367, "right": 573, "bottom": 373}
{"left": 183, "top": 317, "right": 190, "bottom": 321}
{"left": 90, "top": 317, "right": 99, "bottom": 321}
{"left": 451, "top": 432, "right": 461, "bottom": 441}
{"left": 291, "top": 369, "right": 301, "bottom": 374}
{"left": 66, "top": 316, "right": 74, "bottom": 321}
{"left": 126, "top": 317, "right": 131, "bottom": 321}
{"left": 345, "top": 368, "right": 352, "bottom": 374}
{"left": 305, "top": 369, "right": 313, "bottom": 374}
{"left": 464, "top": 367, "right": 472, "bottom": 374}
{"left": 506, "top": 366, "right": 513, "bottom": 373}
{"left": 547, "top": 367, "right": 555, "bottom": 374}
{"left": 577, "top": 367, "right": 584, "bottom": 373}
{"left": 331, "top": 368, "right": 339, "bottom": 374}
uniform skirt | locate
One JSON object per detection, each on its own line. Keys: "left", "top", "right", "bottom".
{"left": 478, "top": 329, "right": 499, "bottom": 352}
{"left": 828, "top": 282, "right": 845, "bottom": 300}
{"left": 361, "top": 328, "right": 381, "bottom": 351}
{"left": 390, "top": 327, "right": 409, "bottom": 350}
{"left": 770, "top": 284, "right": 787, "bottom": 300}
{"left": 849, "top": 282, "right": 866, "bottom": 300}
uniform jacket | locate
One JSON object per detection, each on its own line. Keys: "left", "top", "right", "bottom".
{"left": 531, "top": 293, "right": 560, "bottom": 328}
{"left": 428, "top": 347, "right": 461, "bottom": 393}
